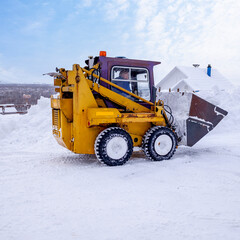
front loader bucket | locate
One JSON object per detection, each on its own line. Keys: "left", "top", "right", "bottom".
{"left": 186, "top": 94, "right": 228, "bottom": 146}
{"left": 157, "top": 92, "right": 228, "bottom": 147}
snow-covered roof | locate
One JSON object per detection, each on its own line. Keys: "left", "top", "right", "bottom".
{"left": 171, "top": 79, "right": 194, "bottom": 92}
{"left": 178, "top": 66, "right": 231, "bottom": 90}
{"left": 158, "top": 66, "right": 232, "bottom": 91}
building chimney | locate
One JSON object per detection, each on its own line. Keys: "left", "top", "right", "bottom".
{"left": 207, "top": 64, "right": 211, "bottom": 77}
{"left": 193, "top": 64, "right": 200, "bottom": 68}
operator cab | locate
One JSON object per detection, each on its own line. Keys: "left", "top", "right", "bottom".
{"left": 85, "top": 51, "right": 160, "bottom": 104}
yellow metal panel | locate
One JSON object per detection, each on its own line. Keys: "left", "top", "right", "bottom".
{"left": 129, "top": 133, "right": 143, "bottom": 147}
{"left": 87, "top": 108, "right": 120, "bottom": 127}
{"left": 88, "top": 108, "right": 120, "bottom": 118}
{"left": 67, "top": 71, "right": 76, "bottom": 85}
{"left": 96, "top": 111, "right": 114, "bottom": 116}
{"left": 121, "top": 117, "right": 165, "bottom": 124}
{"left": 121, "top": 122, "right": 151, "bottom": 145}
{"left": 54, "top": 78, "right": 61, "bottom": 86}
{"left": 95, "top": 98, "right": 106, "bottom": 108}
{"left": 70, "top": 64, "right": 102, "bottom": 154}
{"left": 60, "top": 99, "right": 73, "bottom": 122}
{"left": 51, "top": 97, "right": 60, "bottom": 109}
{"left": 121, "top": 112, "right": 165, "bottom": 124}
{"left": 60, "top": 109, "right": 73, "bottom": 150}
{"left": 87, "top": 110, "right": 165, "bottom": 126}
{"left": 122, "top": 113, "right": 155, "bottom": 118}
{"left": 88, "top": 118, "right": 117, "bottom": 126}
{"left": 62, "top": 86, "right": 74, "bottom": 92}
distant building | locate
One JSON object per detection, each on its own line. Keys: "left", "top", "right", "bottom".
{"left": 157, "top": 65, "right": 232, "bottom": 92}
{"left": 0, "top": 84, "right": 55, "bottom": 105}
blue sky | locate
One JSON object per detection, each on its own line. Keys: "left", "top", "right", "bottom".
{"left": 0, "top": 0, "right": 239, "bottom": 85}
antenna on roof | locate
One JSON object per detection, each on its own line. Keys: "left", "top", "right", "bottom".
{"left": 193, "top": 64, "right": 200, "bottom": 68}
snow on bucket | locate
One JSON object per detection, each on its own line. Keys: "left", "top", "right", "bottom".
{"left": 157, "top": 92, "right": 228, "bottom": 147}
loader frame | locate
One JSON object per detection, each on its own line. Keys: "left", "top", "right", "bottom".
{"left": 48, "top": 53, "right": 228, "bottom": 166}
{"left": 51, "top": 63, "right": 171, "bottom": 154}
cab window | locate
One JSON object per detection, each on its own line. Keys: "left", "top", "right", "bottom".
{"left": 111, "top": 66, "right": 150, "bottom": 101}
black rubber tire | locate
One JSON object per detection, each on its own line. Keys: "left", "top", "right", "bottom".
{"left": 94, "top": 127, "right": 133, "bottom": 166}
{"left": 142, "top": 126, "right": 177, "bottom": 161}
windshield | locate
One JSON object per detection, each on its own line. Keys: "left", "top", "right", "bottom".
{"left": 111, "top": 66, "right": 150, "bottom": 101}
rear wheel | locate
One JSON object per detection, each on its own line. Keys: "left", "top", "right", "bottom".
{"left": 94, "top": 127, "right": 133, "bottom": 166}
{"left": 142, "top": 126, "right": 177, "bottom": 161}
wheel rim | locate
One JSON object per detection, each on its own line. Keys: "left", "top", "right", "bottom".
{"left": 106, "top": 136, "right": 128, "bottom": 160}
{"left": 154, "top": 134, "right": 173, "bottom": 155}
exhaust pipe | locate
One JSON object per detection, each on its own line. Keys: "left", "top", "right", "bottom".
{"left": 207, "top": 64, "right": 212, "bottom": 77}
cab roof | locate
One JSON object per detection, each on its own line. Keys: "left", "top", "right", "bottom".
{"left": 99, "top": 56, "right": 161, "bottom": 68}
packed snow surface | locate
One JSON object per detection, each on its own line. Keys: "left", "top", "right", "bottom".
{"left": 1, "top": 88, "right": 240, "bottom": 240}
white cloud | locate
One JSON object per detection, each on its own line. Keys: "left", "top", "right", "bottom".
{"left": 131, "top": 0, "right": 240, "bottom": 84}
{"left": 74, "top": 0, "right": 93, "bottom": 14}
{"left": 2, "top": 0, "right": 239, "bottom": 85}
{"left": 23, "top": 21, "right": 43, "bottom": 32}
{"left": 0, "top": 65, "right": 43, "bottom": 84}
{"left": 134, "top": 0, "right": 159, "bottom": 31}
{"left": 83, "top": 0, "right": 93, "bottom": 7}
{"left": 104, "top": 0, "right": 130, "bottom": 20}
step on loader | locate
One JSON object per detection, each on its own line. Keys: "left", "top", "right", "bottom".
{"left": 45, "top": 51, "right": 227, "bottom": 166}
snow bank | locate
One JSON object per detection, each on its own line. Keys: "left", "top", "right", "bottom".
{"left": 197, "top": 87, "right": 240, "bottom": 131}
{"left": 157, "top": 87, "right": 240, "bottom": 145}
{"left": 0, "top": 97, "right": 67, "bottom": 153}
{"left": 0, "top": 91, "right": 240, "bottom": 240}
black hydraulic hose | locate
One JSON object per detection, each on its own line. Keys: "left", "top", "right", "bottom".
{"left": 164, "top": 104, "right": 174, "bottom": 125}
{"left": 89, "top": 65, "right": 101, "bottom": 84}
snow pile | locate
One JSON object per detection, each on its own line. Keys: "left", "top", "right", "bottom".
{"left": 1, "top": 90, "right": 240, "bottom": 240}
{"left": 197, "top": 87, "right": 240, "bottom": 131}
{"left": 0, "top": 97, "right": 67, "bottom": 153}
{"left": 157, "top": 87, "right": 240, "bottom": 145}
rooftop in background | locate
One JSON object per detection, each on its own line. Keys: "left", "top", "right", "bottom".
{"left": 157, "top": 65, "right": 233, "bottom": 92}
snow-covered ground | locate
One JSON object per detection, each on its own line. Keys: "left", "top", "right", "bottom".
{"left": 1, "top": 88, "right": 240, "bottom": 240}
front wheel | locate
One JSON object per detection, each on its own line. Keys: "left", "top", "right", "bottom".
{"left": 142, "top": 126, "right": 177, "bottom": 161}
{"left": 94, "top": 127, "right": 133, "bottom": 166}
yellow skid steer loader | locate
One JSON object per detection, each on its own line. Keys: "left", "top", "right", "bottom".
{"left": 45, "top": 51, "right": 227, "bottom": 166}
